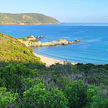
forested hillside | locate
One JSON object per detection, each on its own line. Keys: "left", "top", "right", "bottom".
{"left": 0, "top": 13, "right": 60, "bottom": 25}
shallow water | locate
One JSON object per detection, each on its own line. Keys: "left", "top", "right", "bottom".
{"left": 0, "top": 23, "right": 108, "bottom": 64}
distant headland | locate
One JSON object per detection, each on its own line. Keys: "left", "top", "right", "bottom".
{"left": 0, "top": 13, "right": 60, "bottom": 25}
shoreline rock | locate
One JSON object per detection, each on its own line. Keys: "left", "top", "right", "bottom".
{"left": 18, "top": 37, "right": 80, "bottom": 47}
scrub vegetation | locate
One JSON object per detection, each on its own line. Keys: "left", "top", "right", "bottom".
{"left": 0, "top": 33, "right": 108, "bottom": 108}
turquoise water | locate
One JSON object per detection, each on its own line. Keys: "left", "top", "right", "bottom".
{"left": 0, "top": 23, "right": 108, "bottom": 64}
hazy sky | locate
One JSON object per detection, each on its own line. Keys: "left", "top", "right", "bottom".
{"left": 0, "top": 0, "right": 108, "bottom": 22}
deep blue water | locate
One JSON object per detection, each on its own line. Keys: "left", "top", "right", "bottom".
{"left": 0, "top": 23, "right": 108, "bottom": 64}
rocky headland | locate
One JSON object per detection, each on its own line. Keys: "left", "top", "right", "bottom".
{"left": 18, "top": 35, "right": 80, "bottom": 47}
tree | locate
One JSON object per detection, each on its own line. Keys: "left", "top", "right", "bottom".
{"left": 0, "top": 63, "right": 37, "bottom": 93}
{"left": 0, "top": 87, "right": 18, "bottom": 108}
{"left": 64, "top": 80, "right": 88, "bottom": 108}
{"left": 23, "top": 83, "right": 68, "bottom": 108}
{"left": 23, "top": 83, "right": 47, "bottom": 108}
{"left": 43, "top": 88, "right": 68, "bottom": 108}
{"left": 90, "top": 95, "right": 108, "bottom": 108}
{"left": 22, "top": 78, "right": 42, "bottom": 90}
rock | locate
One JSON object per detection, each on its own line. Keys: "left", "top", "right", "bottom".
{"left": 27, "top": 35, "right": 36, "bottom": 41}
{"left": 36, "top": 36, "right": 45, "bottom": 40}
{"left": 58, "top": 39, "right": 68, "bottom": 43}
{"left": 18, "top": 38, "right": 80, "bottom": 47}
{"left": 31, "top": 41, "right": 42, "bottom": 47}
{"left": 75, "top": 40, "right": 80, "bottom": 42}
{"left": 68, "top": 41, "right": 74, "bottom": 44}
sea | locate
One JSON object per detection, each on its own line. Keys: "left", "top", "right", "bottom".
{"left": 0, "top": 23, "right": 108, "bottom": 64}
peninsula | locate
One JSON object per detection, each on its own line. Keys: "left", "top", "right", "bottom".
{"left": 0, "top": 13, "right": 60, "bottom": 25}
{"left": 18, "top": 35, "right": 80, "bottom": 47}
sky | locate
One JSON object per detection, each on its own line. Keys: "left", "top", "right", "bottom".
{"left": 0, "top": 0, "right": 108, "bottom": 22}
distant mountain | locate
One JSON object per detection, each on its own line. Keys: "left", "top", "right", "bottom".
{"left": 0, "top": 13, "right": 60, "bottom": 25}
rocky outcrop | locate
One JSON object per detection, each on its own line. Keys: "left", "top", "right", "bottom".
{"left": 27, "top": 35, "right": 36, "bottom": 41}
{"left": 36, "top": 36, "right": 45, "bottom": 40}
{"left": 18, "top": 38, "right": 80, "bottom": 47}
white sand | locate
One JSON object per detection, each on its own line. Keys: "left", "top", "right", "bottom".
{"left": 33, "top": 53, "right": 76, "bottom": 67}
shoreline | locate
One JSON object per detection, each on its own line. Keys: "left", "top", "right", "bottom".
{"left": 0, "top": 23, "right": 61, "bottom": 25}
{"left": 33, "top": 53, "right": 76, "bottom": 67}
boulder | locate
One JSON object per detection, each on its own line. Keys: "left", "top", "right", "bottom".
{"left": 27, "top": 35, "right": 36, "bottom": 41}
{"left": 75, "top": 40, "right": 80, "bottom": 42}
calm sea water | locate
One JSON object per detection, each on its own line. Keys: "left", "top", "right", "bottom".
{"left": 0, "top": 23, "right": 108, "bottom": 64}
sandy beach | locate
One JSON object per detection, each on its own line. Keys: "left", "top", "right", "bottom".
{"left": 33, "top": 53, "right": 76, "bottom": 67}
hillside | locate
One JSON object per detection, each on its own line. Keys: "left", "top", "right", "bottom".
{"left": 0, "top": 33, "right": 43, "bottom": 65}
{"left": 0, "top": 33, "right": 108, "bottom": 108}
{"left": 0, "top": 13, "right": 60, "bottom": 25}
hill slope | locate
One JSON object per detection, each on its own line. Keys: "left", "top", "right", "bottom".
{"left": 0, "top": 13, "right": 60, "bottom": 25}
{"left": 0, "top": 33, "right": 43, "bottom": 65}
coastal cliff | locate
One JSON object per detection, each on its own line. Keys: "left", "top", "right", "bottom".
{"left": 18, "top": 35, "right": 80, "bottom": 47}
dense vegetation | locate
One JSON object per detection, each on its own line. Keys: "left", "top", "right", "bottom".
{"left": 0, "top": 33, "right": 43, "bottom": 67}
{"left": 0, "top": 63, "right": 108, "bottom": 108}
{"left": 0, "top": 33, "right": 108, "bottom": 108}
{"left": 0, "top": 13, "right": 60, "bottom": 25}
